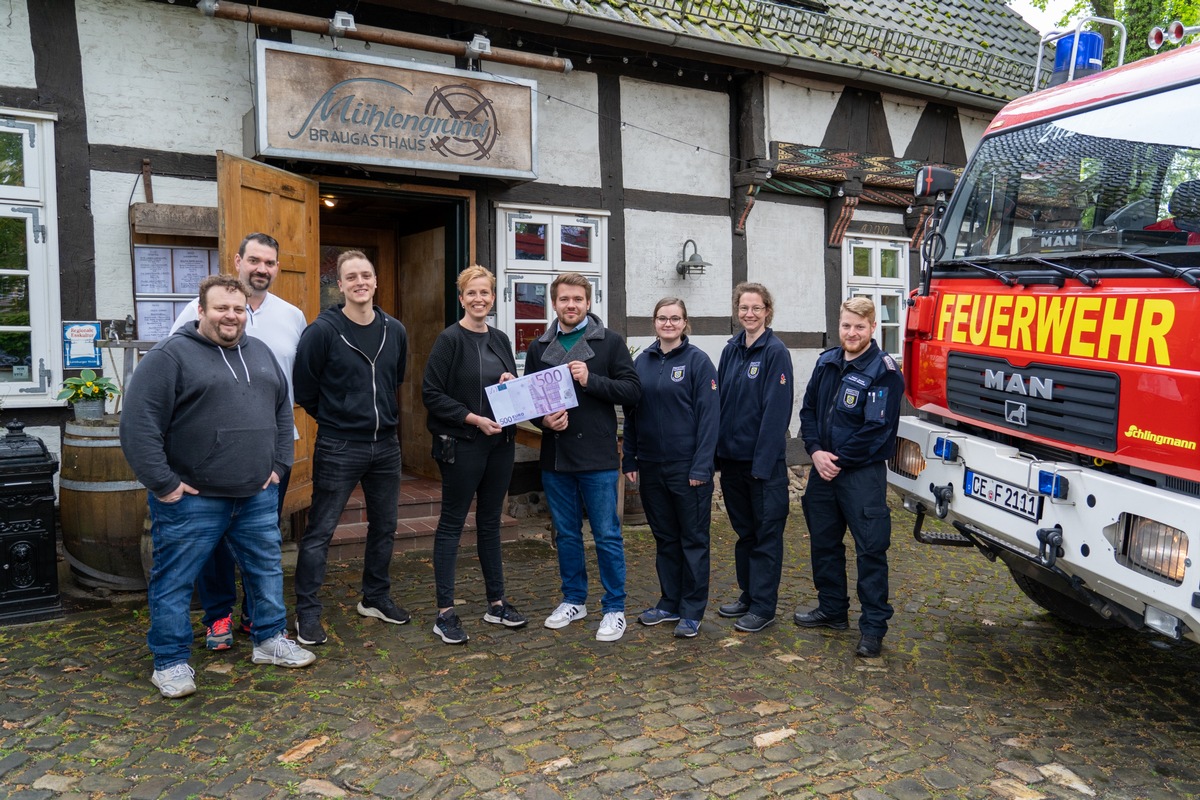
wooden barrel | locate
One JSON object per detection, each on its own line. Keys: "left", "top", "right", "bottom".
{"left": 59, "top": 420, "right": 148, "bottom": 591}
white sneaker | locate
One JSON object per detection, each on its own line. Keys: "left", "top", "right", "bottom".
{"left": 251, "top": 632, "right": 317, "bottom": 668}
{"left": 150, "top": 662, "right": 196, "bottom": 699}
{"left": 596, "top": 611, "right": 627, "bottom": 642}
{"left": 544, "top": 602, "right": 587, "bottom": 629}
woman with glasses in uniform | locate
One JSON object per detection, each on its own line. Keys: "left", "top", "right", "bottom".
{"left": 622, "top": 298, "right": 719, "bottom": 638}
{"left": 714, "top": 283, "right": 794, "bottom": 633}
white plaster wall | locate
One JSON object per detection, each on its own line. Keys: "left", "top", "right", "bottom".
{"left": 620, "top": 77, "right": 728, "bottom": 198}
{"left": 959, "top": 108, "right": 995, "bottom": 154}
{"left": 290, "top": 32, "right": 453, "bottom": 68}
{"left": 77, "top": 0, "right": 249, "bottom": 153}
{"left": 0, "top": 0, "right": 35, "bottom": 88}
{"left": 764, "top": 75, "right": 842, "bottom": 147}
{"left": 91, "top": 171, "right": 216, "bottom": 319}
{"left": 881, "top": 92, "right": 926, "bottom": 158}
{"left": 854, "top": 208, "right": 905, "bottom": 225}
{"left": 745, "top": 200, "right": 826, "bottom": 333}
{"left": 491, "top": 64, "right": 601, "bottom": 189}
{"left": 623, "top": 210, "right": 731, "bottom": 319}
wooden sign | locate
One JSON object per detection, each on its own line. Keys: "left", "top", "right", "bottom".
{"left": 254, "top": 42, "right": 537, "bottom": 180}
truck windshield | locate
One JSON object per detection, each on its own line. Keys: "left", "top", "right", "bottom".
{"left": 941, "top": 82, "right": 1200, "bottom": 260}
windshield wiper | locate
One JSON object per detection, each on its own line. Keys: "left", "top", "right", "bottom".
{"left": 1023, "top": 256, "right": 1100, "bottom": 288}
{"left": 1123, "top": 251, "right": 1200, "bottom": 287}
{"left": 934, "top": 258, "right": 1017, "bottom": 286}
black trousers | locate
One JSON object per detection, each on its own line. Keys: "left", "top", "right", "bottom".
{"left": 800, "top": 460, "right": 893, "bottom": 637}
{"left": 639, "top": 460, "right": 713, "bottom": 621}
{"left": 432, "top": 433, "right": 515, "bottom": 609}
{"left": 718, "top": 458, "right": 788, "bottom": 619}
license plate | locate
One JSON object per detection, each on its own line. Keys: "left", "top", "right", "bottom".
{"left": 963, "top": 469, "right": 1043, "bottom": 522}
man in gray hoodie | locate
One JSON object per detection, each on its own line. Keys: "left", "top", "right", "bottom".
{"left": 121, "top": 274, "right": 315, "bottom": 699}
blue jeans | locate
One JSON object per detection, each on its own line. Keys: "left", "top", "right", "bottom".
{"left": 197, "top": 466, "right": 292, "bottom": 628}
{"left": 295, "top": 435, "right": 400, "bottom": 620}
{"left": 541, "top": 469, "right": 626, "bottom": 613}
{"left": 146, "top": 486, "right": 285, "bottom": 670}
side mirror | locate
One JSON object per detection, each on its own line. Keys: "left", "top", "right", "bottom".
{"left": 914, "top": 166, "right": 957, "bottom": 199}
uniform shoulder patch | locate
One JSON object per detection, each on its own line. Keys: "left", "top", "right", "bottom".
{"left": 881, "top": 353, "right": 899, "bottom": 371}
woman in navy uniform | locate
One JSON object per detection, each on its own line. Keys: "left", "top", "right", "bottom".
{"left": 714, "top": 283, "right": 794, "bottom": 633}
{"left": 622, "top": 298, "right": 719, "bottom": 638}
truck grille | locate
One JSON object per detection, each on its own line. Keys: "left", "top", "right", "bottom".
{"left": 946, "top": 353, "right": 1119, "bottom": 451}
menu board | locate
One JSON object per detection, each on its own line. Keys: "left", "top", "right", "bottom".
{"left": 134, "top": 248, "right": 172, "bottom": 293}
{"left": 133, "top": 245, "right": 219, "bottom": 341}
{"left": 136, "top": 301, "right": 177, "bottom": 341}
{"left": 172, "top": 249, "right": 212, "bottom": 294}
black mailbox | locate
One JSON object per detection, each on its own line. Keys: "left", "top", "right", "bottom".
{"left": 0, "top": 420, "right": 61, "bottom": 623}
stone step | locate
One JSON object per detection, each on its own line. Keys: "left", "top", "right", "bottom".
{"left": 325, "top": 474, "right": 517, "bottom": 561}
{"left": 327, "top": 511, "right": 518, "bottom": 562}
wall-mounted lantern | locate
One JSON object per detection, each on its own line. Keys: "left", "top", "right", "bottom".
{"left": 675, "top": 239, "right": 709, "bottom": 279}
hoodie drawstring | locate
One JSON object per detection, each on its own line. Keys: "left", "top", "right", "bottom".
{"left": 217, "top": 343, "right": 252, "bottom": 384}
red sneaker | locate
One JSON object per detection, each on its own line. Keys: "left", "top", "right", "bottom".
{"left": 205, "top": 616, "right": 233, "bottom": 650}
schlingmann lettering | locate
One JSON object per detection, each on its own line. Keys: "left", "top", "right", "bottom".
{"left": 1124, "top": 425, "right": 1197, "bottom": 450}
{"left": 936, "top": 293, "right": 1175, "bottom": 366}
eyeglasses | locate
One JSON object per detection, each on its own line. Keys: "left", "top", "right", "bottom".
{"left": 244, "top": 256, "right": 278, "bottom": 268}
{"left": 737, "top": 305, "right": 766, "bottom": 314}
{"left": 654, "top": 316, "right": 684, "bottom": 324}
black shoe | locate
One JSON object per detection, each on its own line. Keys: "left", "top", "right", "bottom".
{"left": 434, "top": 611, "right": 469, "bottom": 645}
{"left": 357, "top": 596, "right": 411, "bottom": 625}
{"left": 295, "top": 616, "right": 327, "bottom": 646}
{"left": 483, "top": 601, "right": 529, "bottom": 628}
{"left": 717, "top": 599, "right": 750, "bottom": 618}
{"left": 855, "top": 634, "right": 883, "bottom": 658}
{"left": 733, "top": 612, "right": 775, "bottom": 633}
{"left": 793, "top": 607, "right": 850, "bottom": 630}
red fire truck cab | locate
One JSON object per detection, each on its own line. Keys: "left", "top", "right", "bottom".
{"left": 888, "top": 37, "right": 1200, "bottom": 642}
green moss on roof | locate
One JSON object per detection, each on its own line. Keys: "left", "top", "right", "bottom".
{"left": 558, "top": 0, "right": 1039, "bottom": 100}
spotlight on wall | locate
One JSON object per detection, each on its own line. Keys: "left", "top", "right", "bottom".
{"left": 330, "top": 11, "right": 356, "bottom": 33}
{"left": 466, "top": 34, "right": 492, "bottom": 57}
{"left": 322, "top": 195, "right": 338, "bottom": 209}
{"left": 675, "top": 239, "right": 709, "bottom": 279}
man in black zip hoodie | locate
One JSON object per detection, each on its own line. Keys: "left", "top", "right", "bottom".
{"left": 292, "top": 251, "right": 409, "bottom": 647}
{"left": 121, "top": 275, "right": 314, "bottom": 699}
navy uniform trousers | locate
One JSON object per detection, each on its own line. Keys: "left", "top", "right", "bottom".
{"left": 800, "top": 460, "right": 893, "bottom": 637}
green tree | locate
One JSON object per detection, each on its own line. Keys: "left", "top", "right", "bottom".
{"left": 1030, "top": 0, "right": 1199, "bottom": 65}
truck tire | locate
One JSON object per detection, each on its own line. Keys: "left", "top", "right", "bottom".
{"left": 1008, "top": 568, "right": 1122, "bottom": 630}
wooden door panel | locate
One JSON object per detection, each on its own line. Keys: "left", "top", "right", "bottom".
{"left": 217, "top": 151, "right": 319, "bottom": 517}
{"left": 399, "top": 227, "right": 444, "bottom": 480}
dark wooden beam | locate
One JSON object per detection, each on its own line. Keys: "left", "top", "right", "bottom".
{"left": 30, "top": 0, "right": 95, "bottom": 319}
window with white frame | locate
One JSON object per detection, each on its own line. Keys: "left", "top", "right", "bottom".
{"left": 0, "top": 111, "right": 61, "bottom": 407}
{"left": 495, "top": 204, "right": 608, "bottom": 371}
{"left": 843, "top": 235, "right": 908, "bottom": 359}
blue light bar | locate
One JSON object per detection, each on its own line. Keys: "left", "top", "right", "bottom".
{"left": 1037, "top": 470, "right": 1069, "bottom": 499}
{"left": 934, "top": 437, "right": 959, "bottom": 460}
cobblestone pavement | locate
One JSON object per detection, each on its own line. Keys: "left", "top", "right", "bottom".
{"left": 3, "top": 497, "right": 1200, "bottom": 800}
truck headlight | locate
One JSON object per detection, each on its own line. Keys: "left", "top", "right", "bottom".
{"left": 889, "top": 437, "right": 926, "bottom": 480}
{"left": 1118, "top": 515, "right": 1188, "bottom": 585}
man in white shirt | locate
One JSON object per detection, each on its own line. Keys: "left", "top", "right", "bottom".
{"left": 169, "top": 232, "right": 307, "bottom": 652}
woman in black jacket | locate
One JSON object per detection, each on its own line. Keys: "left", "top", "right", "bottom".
{"left": 422, "top": 265, "right": 527, "bottom": 644}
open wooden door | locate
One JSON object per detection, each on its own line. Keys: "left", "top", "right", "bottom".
{"left": 216, "top": 151, "right": 319, "bottom": 517}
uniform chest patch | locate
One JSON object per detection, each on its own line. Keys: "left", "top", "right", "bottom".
{"left": 671, "top": 365, "right": 686, "bottom": 383}
{"left": 747, "top": 361, "right": 761, "bottom": 379}
{"left": 842, "top": 387, "right": 861, "bottom": 408}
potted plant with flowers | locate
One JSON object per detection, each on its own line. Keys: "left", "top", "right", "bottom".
{"left": 57, "top": 368, "right": 120, "bottom": 422}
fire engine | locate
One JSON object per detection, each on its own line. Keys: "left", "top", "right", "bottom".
{"left": 888, "top": 21, "right": 1200, "bottom": 642}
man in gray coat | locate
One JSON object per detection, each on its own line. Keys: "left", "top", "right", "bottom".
{"left": 121, "top": 274, "right": 315, "bottom": 699}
